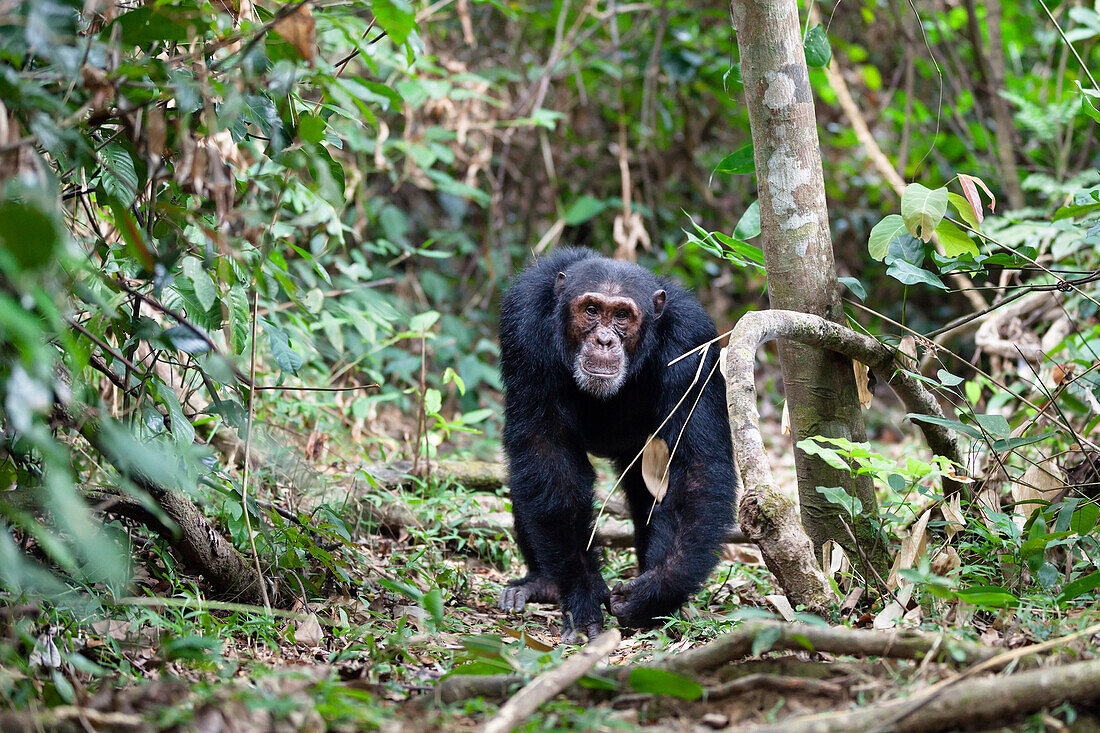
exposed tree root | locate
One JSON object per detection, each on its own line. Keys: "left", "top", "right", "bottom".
{"left": 435, "top": 620, "right": 1003, "bottom": 704}
{"left": 741, "top": 659, "right": 1100, "bottom": 733}
{"left": 57, "top": 408, "right": 266, "bottom": 605}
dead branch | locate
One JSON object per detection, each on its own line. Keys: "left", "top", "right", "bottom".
{"left": 479, "top": 629, "right": 621, "bottom": 733}
{"left": 651, "top": 620, "right": 998, "bottom": 677}
{"left": 436, "top": 673, "right": 526, "bottom": 705}
{"left": 741, "top": 659, "right": 1100, "bottom": 733}
{"left": 974, "top": 290, "right": 1062, "bottom": 363}
{"left": 725, "top": 308, "right": 970, "bottom": 612}
{"left": 0, "top": 706, "right": 145, "bottom": 732}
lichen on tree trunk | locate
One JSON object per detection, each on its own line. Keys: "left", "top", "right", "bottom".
{"left": 731, "top": 0, "right": 888, "bottom": 576}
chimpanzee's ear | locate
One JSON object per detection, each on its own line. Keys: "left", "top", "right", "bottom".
{"left": 652, "top": 289, "right": 666, "bottom": 319}
{"left": 554, "top": 271, "right": 566, "bottom": 296}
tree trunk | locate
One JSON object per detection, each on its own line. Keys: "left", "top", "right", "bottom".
{"left": 731, "top": 0, "right": 888, "bottom": 574}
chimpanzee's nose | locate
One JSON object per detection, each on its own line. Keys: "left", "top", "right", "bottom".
{"left": 595, "top": 329, "right": 614, "bottom": 347}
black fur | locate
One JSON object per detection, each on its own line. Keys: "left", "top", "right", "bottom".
{"left": 499, "top": 247, "right": 738, "bottom": 641}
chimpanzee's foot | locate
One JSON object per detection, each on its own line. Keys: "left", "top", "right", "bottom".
{"left": 560, "top": 615, "right": 604, "bottom": 645}
{"left": 609, "top": 575, "right": 669, "bottom": 629}
{"left": 499, "top": 575, "right": 559, "bottom": 613}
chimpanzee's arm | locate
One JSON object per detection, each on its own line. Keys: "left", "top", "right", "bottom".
{"left": 506, "top": 432, "right": 608, "bottom": 641}
{"left": 611, "top": 308, "right": 737, "bottom": 627}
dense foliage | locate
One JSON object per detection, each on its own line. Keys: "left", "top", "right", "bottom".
{"left": 1, "top": 0, "right": 1099, "bottom": 728}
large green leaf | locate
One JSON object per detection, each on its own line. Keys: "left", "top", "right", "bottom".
{"left": 0, "top": 200, "right": 60, "bottom": 270}
{"left": 901, "top": 183, "right": 948, "bottom": 242}
{"left": 372, "top": 0, "right": 416, "bottom": 46}
{"left": 935, "top": 219, "right": 978, "bottom": 258}
{"left": 868, "top": 214, "right": 907, "bottom": 261}
{"left": 628, "top": 668, "right": 702, "bottom": 700}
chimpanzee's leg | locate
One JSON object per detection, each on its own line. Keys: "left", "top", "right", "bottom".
{"left": 502, "top": 435, "right": 609, "bottom": 643}
{"left": 611, "top": 453, "right": 735, "bottom": 628}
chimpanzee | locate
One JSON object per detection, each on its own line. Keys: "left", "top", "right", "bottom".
{"left": 498, "top": 247, "right": 738, "bottom": 643}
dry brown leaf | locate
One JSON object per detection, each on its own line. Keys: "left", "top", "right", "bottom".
{"left": 852, "top": 360, "right": 872, "bottom": 408}
{"left": 941, "top": 493, "right": 965, "bottom": 537}
{"left": 887, "top": 509, "right": 930, "bottom": 590}
{"left": 873, "top": 600, "right": 904, "bottom": 630}
{"left": 1013, "top": 463, "right": 1064, "bottom": 519}
{"left": 780, "top": 401, "right": 791, "bottom": 436}
{"left": 898, "top": 335, "right": 919, "bottom": 369}
{"left": 275, "top": 3, "right": 316, "bottom": 64}
{"left": 641, "top": 435, "right": 670, "bottom": 504}
{"left": 294, "top": 613, "right": 323, "bottom": 647}
{"left": 718, "top": 345, "right": 729, "bottom": 382}
{"left": 764, "top": 594, "right": 797, "bottom": 622}
{"left": 931, "top": 546, "right": 961, "bottom": 575}
{"left": 720, "top": 542, "right": 763, "bottom": 565}
{"left": 822, "top": 540, "right": 850, "bottom": 581}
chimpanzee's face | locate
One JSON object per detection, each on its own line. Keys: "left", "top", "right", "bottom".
{"left": 558, "top": 272, "right": 666, "bottom": 399}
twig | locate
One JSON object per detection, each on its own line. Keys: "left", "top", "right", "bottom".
{"left": 479, "top": 629, "right": 621, "bottom": 733}
{"left": 241, "top": 288, "right": 271, "bottom": 612}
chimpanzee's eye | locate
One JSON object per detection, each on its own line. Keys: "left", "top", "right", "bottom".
{"left": 585, "top": 305, "right": 598, "bottom": 316}
{"left": 616, "top": 309, "right": 629, "bottom": 319}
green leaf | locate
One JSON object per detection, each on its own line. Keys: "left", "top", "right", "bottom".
{"left": 734, "top": 200, "right": 761, "bottom": 239}
{"left": 563, "top": 195, "right": 608, "bottom": 225}
{"left": 113, "top": 5, "right": 196, "bottom": 46}
{"left": 409, "top": 310, "right": 440, "bottom": 334}
{"left": 935, "top": 219, "right": 978, "bottom": 258}
{"left": 974, "top": 413, "right": 1010, "bottom": 439}
{"left": 815, "top": 486, "right": 862, "bottom": 518}
{"left": 1058, "top": 571, "right": 1100, "bottom": 603}
{"left": 422, "top": 588, "right": 444, "bottom": 626}
{"left": 804, "top": 25, "right": 832, "bottom": 68}
{"left": 265, "top": 322, "right": 304, "bottom": 374}
{"left": 627, "top": 668, "right": 702, "bottom": 700}
{"left": 948, "top": 192, "right": 981, "bottom": 230}
{"left": 0, "top": 200, "right": 60, "bottom": 270}
{"left": 868, "top": 214, "right": 907, "bottom": 261}
{"left": 886, "top": 260, "right": 948, "bottom": 290}
{"left": 990, "top": 432, "right": 1055, "bottom": 452}
{"left": 936, "top": 369, "right": 964, "bottom": 387}
{"left": 906, "top": 413, "right": 983, "bottom": 440}
{"left": 298, "top": 113, "right": 327, "bottom": 144}
{"left": 839, "top": 276, "right": 866, "bottom": 301}
{"left": 424, "top": 388, "right": 442, "bottom": 415}
{"left": 714, "top": 145, "right": 754, "bottom": 175}
{"left": 372, "top": 0, "right": 416, "bottom": 46}
{"left": 751, "top": 624, "right": 782, "bottom": 656}
{"left": 182, "top": 257, "right": 217, "bottom": 312}
{"left": 161, "top": 324, "right": 210, "bottom": 355}
{"left": 953, "top": 585, "right": 1018, "bottom": 608}
{"left": 1071, "top": 503, "right": 1100, "bottom": 534}
{"left": 153, "top": 380, "right": 195, "bottom": 445}
{"left": 901, "top": 183, "right": 948, "bottom": 242}
{"left": 100, "top": 143, "right": 139, "bottom": 207}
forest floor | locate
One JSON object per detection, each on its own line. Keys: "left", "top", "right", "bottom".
{"left": 7, "top": 412, "right": 1100, "bottom": 732}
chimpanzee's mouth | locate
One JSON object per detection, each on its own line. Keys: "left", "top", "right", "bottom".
{"left": 581, "top": 360, "right": 620, "bottom": 377}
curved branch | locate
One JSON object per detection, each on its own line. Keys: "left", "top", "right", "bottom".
{"left": 727, "top": 310, "right": 966, "bottom": 500}
{"left": 725, "top": 310, "right": 967, "bottom": 610}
